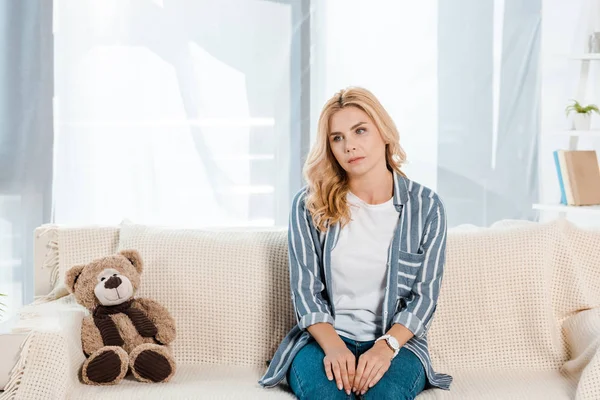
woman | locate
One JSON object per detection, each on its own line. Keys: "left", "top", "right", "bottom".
{"left": 259, "top": 87, "right": 452, "bottom": 399}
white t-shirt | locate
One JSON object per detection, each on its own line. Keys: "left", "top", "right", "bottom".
{"left": 331, "top": 191, "right": 398, "bottom": 341}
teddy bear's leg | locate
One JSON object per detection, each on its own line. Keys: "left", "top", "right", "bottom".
{"left": 81, "top": 346, "right": 129, "bottom": 385}
{"left": 129, "top": 343, "right": 176, "bottom": 383}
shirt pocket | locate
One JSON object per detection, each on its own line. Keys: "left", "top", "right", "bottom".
{"left": 397, "top": 250, "right": 426, "bottom": 297}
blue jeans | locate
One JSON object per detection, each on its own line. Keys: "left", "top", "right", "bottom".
{"left": 287, "top": 335, "right": 426, "bottom": 400}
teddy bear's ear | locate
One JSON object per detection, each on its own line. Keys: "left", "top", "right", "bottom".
{"left": 65, "top": 264, "right": 85, "bottom": 294}
{"left": 119, "top": 249, "right": 143, "bottom": 274}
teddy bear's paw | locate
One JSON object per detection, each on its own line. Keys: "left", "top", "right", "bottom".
{"left": 82, "top": 346, "right": 129, "bottom": 385}
{"left": 129, "top": 343, "right": 176, "bottom": 383}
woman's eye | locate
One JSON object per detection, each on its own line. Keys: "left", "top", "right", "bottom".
{"left": 356, "top": 128, "right": 366, "bottom": 134}
{"left": 332, "top": 135, "right": 342, "bottom": 142}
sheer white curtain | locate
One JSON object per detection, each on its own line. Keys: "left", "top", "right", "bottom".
{"left": 54, "top": 0, "right": 541, "bottom": 231}
{"left": 310, "top": 1, "right": 439, "bottom": 187}
{"left": 53, "top": 0, "right": 302, "bottom": 228}
{"left": 0, "top": 1, "right": 53, "bottom": 321}
{"left": 311, "top": 0, "right": 541, "bottom": 228}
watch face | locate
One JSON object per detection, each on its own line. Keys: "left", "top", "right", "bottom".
{"left": 388, "top": 336, "right": 399, "bottom": 349}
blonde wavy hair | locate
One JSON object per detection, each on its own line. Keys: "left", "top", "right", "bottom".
{"left": 303, "top": 86, "right": 408, "bottom": 232}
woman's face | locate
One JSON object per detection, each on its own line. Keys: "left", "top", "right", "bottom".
{"left": 328, "top": 106, "right": 387, "bottom": 179}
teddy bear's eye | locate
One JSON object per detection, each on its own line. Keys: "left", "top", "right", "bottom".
{"left": 113, "top": 274, "right": 117, "bottom": 277}
{"left": 101, "top": 277, "right": 106, "bottom": 281}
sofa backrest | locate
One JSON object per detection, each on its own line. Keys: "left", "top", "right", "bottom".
{"left": 427, "top": 219, "right": 600, "bottom": 374}
{"left": 33, "top": 219, "right": 600, "bottom": 371}
{"left": 117, "top": 222, "right": 294, "bottom": 367}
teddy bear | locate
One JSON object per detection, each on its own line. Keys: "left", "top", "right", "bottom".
{"left": 65, "top": 249, "right": 176, "bottom": 385}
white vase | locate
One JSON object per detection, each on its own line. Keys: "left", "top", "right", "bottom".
{"left": 573, "top": 113, "right": 591, "bottom": 130}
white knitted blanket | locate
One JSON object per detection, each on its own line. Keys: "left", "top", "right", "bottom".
{"left": 35, "top": 224, "right": 120, "bottom": 302}
{"left": 1, "top": 219, "right": 599, "bottom": 400}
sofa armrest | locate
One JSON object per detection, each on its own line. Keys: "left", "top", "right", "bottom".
{"left": 560, "top": 308, "right": 600, "bottom": 400}
{"left": 0, "top": 316, "right": 28, "bottom": 391}
{"left": 0, "top": 297, "right": 86, "bottom": 400}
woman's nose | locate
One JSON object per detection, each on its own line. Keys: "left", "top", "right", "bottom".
{"left": 345, "top": 139, "right": 356, "bottom": 152}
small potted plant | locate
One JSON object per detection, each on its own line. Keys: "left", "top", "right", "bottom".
{"left": 565, "top": 99, "right": 599, "bottom": 130}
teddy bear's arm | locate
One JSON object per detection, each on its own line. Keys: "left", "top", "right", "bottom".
{"left": 133, "top": 298, "right": 176, "bottom": 345}
{"left": 81, "top": 315, "right": 104, "bottom": 356}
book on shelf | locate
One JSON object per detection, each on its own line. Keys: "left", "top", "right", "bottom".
{"left": 553, "top": 150, "right": 600, "bottom": 206}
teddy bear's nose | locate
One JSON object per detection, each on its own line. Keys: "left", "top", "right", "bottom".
{"left": 104, "top": 276, "right": 122, "bottom": 289}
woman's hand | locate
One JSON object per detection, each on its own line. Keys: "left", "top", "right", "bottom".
{"left": 353, "top": 340, "right": 393, "bottom": 395}
{"left": 323, "top": 344, "right": 356, "bottom": 395}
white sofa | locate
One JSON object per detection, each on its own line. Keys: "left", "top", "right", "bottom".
{"left": 1, "top": 218, "right": 599, "bottom": 400}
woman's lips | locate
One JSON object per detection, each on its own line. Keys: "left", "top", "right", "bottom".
{"left": 349, "top": 157, "right": 365, "bottom": 164}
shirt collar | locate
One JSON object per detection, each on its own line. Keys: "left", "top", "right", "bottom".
{"left": 392, "top": 169, "right": 409, "bottom": 206}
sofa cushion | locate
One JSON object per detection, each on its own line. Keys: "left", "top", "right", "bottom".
{"left": 66, "top": 364, "right": 577, "bottom": 400}
{"left": 38, "top": 225, "right": 120, "bottom": 300}
{"left": 117, "top": 222, "right": 293, "bottom": 367}
{"left": 427, "top": 219, "right": 600, "bottom": 374}
{"left": 70, "top": 364, "right": 296, "bottom": 399}
{"left": 417, "top": 369, "right": 577, "bottom": 399}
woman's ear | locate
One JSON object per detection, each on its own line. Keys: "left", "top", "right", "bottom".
{"left": 119, "top": 249, "right": 143, "bottom": 274}
{"left": 65, "top": 264, "right": 85, "bottom": 294}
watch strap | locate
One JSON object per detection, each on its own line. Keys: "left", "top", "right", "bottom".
{"left": 375, "top": 334, "right": 400, "bottom": 359}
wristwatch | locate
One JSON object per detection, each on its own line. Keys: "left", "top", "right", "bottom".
{"left": 375, "top": 334, "right": 400, "bottom": 359}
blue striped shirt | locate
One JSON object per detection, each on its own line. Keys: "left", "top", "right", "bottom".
{"left": 259, "top": 170, "right": 453, "bottom": 391}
